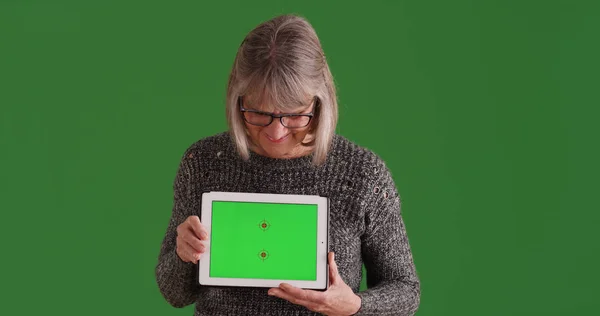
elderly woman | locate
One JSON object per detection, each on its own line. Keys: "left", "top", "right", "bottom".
{"left": 155, "top": 14, "right": 420, "bottom": 316}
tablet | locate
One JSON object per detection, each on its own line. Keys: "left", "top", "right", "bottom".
{"left": 198, "top": 191, "right": 329, "bottom": 290}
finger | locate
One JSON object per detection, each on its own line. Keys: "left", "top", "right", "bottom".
{"left": 177, "top": 235, "right": 203, "bottom": 263}
{"left": 268, "top": 288, "right": 313, "bottom": 308}
{"left": 176, "top": 244, "right": 195, "bottom": 263}
{"left": 179, "top": 229, "right": 206, "bottom": 253}
{"left": 176, "top": 235, "right": 195, "bottom": 262}
{"left": 187, "top": 216, "right": 208, "bottom": 240}
{"left": 279, "top": 283, "right": 326, "bottom": 304}
{"left": 272, "top": 285, "right": 328, "bottom": 314}
{"left": 329, "top": 252, "right": 339, "bottom": 285}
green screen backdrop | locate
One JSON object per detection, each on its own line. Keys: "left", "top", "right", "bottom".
{"left": 1, "top": 1, "right": 599, "bottom": 315}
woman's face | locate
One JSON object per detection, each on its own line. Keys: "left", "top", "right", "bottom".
{"left": 243, "top": 98, "right": 316, "bottom": 159}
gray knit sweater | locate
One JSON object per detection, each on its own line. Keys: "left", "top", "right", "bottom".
{"left": 155, "top": 132, "right": 420, "bottom": 315}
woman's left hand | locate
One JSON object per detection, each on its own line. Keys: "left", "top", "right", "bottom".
{"left": 268, "top": 252, "right": 361, "bottom": 316}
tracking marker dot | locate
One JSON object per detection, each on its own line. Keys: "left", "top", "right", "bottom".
{"left": 258, "top": 219, "right": 271, "bottom": 232}
{"left": 258, "top": 249, "right": 270, "bottom": 262}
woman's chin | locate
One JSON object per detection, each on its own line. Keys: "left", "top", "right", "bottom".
{"left": 259, "top": 141, "right": 288, "bottom": 153}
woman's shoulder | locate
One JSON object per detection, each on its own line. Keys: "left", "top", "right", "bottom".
{"left": 330, "top": 134, "right": 393, "bottom": 176}
{"left": 180, "top": 131, "right": 233, "bottom": 158}
{"left": 329, "top": 134, "right": 401, "bottom": 207}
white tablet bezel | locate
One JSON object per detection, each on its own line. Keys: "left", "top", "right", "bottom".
{"left": 198, "top": 191, "right": 329, "bottom": 290}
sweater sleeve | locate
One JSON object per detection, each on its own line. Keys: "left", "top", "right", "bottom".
{"left": 355, "top": 162, "right": 421, "bottom": 316}
{"left": 155, "top": 152, "right": 199, "bottom": 308}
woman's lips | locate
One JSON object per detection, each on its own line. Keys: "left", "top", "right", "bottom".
{"left": 266, "top": 134, "right": 290, "bottom": 143}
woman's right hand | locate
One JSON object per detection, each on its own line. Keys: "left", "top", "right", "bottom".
{"left": 176, "top": 215, "right": 209, "bottom": 264}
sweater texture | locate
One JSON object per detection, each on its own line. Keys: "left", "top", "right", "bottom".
{"left": 155, "top": 132, "right": 420, "bottom": 315}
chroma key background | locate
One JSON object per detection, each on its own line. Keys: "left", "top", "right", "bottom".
{"left": 1, "top": 1, "right": 599, "bottom": 315}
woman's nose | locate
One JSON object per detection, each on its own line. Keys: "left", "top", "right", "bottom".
{"left": 265, "top": 118, "right": 288, "bottom": 138}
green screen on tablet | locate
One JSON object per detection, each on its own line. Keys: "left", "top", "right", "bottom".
{"left": 209, "top": 201, "right": 318, "bottom": 281}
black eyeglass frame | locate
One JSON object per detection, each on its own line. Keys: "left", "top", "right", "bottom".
{"left": 238, "top": 96, "right": 318, "bottom": 128}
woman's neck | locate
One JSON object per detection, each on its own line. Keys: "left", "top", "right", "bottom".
{"left": 250, "top": 143, "right": 314, "bottom": 160}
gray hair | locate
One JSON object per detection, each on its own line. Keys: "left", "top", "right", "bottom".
{"left": 225, "top": 14, "right": 338, "bottom": 166}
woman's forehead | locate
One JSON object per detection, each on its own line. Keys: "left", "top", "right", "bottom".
{"left": 244, "top": 94, "right": 314, "bottom": 111}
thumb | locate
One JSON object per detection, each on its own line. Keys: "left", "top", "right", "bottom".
{"left": 329, "top": 252, "right": 339, "bottom": 285}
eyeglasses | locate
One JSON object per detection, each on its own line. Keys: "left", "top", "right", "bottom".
{"left": 238, "top": 96, "right": 317, "bottom": 128}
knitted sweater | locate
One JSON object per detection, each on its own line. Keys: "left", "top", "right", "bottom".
{"left": 155, "top": 132, "right": 420, "bottom": 315}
